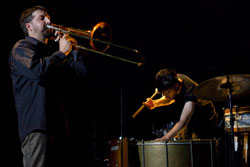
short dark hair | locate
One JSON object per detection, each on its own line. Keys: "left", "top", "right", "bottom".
{"left": 20, "top": 5, "right": 47, "bottom": 36}
{"left": 155, "top": 69, "right": 178, "bottom": 92}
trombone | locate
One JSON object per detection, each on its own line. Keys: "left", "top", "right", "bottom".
{"left": 46, "top": 22, "right": 144, "bottom": 66}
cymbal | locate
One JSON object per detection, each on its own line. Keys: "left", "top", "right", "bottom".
{"left": 193, "top": 74, "right": 250, "bottom": 101}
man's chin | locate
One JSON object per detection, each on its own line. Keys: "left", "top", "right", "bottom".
{"left": 44, "top": 29, "right": 54, "bottom": 38}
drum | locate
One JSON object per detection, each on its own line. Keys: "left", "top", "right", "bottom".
{"left": 224, "top": 106, "right": 250, "bottom": 132}
{"left": 108, "top": 138, "right": 128, "bottom": 167}
{"left": 134, "top": 139, "right": 219, "bottom": 167}
{"left": 243, "top": 133, "right": 249, "bottom": 166}
{"left": 224, "top": 132, "right": 250, "bottom": 167}
{"left": 137, "top": 140, "right": 168, "bottom": 167}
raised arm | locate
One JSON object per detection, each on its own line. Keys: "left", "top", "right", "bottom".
{"left": 154, "top": 101, "right": 196, "bottom": 140}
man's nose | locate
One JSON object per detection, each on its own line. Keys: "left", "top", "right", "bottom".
{"left": 45, "top": 17, "right": 50, "bottom": 24}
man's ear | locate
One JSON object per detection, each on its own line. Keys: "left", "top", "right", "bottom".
{"left": 25, "top": 23, "right": 31, "bottom": 32}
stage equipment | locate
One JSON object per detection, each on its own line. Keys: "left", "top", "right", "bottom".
{"left": 108, "top": 138, "right": 129, "bottom": 167}
{"left": 193, "top": 74, "right": 250, "bottom": 167}
{"left": 46, "top": 22, "right": 144, "bottom": 66}
{"left": 193, "top": 74, "right": 250, "bottom": 102}
{"left": 108, "top": 139, "right": 219, "bottom": 167}
{"left": 224, "top": 106, "right": 250, "bottom": 132}
{"left": 224, "top": 106, "right": 250, "bottom": 166}
{"left": 132, "top": 88, "right": 158, "bottom": 119}
{"left": 134, "top": 140, "right": 219, "bottom": 167}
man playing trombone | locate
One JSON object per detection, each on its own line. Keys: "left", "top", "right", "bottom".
{"left": 9, "top": 5, "right": 87, "bottom": 167}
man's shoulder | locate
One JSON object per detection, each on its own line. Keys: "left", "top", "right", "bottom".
{"left": 13, "top": 39, "right": 30, "bottom": 48}
{"left": 10, "top": 39, "right": 34, "bottom": 60}
{"left": 14, "top": 37, "right": 39, "bottom": 48}
{"left": 177, "top": 74, "right": 198, "bottom": 88}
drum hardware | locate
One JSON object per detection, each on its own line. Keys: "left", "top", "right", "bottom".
{"left": 224, "top": 106, "right": 250, "bottom": 133}
{"left": 193, "top": 74, "right": 250, "bottom": 167}
{"left": 243, "top": 133, "right": 248, "bottom": 165}
{"left": 223, "top": 106, "right": 250, "bottom": 167}
{"left": 108, "top": 138, "right": 128, "bottom": 167}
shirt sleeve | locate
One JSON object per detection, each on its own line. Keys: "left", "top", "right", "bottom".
{"left": 184, "top": 89, "right": 197, "bottom": 103}
{"left": 10, "top": 41, "right": 66, "bottom": 82}
{"left": 64, "top": 50, "right": 87, "bottom": 78}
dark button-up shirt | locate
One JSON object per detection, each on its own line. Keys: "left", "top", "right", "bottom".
{"left": 9, "top": 36, "right": 87, "bottom": 142}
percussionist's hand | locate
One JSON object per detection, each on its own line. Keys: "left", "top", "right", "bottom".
{"left": 143, "top": 98, "right": 156, "bottom": 110}
{"left": 154, "top": 136, "right": 168, "bottom": 141}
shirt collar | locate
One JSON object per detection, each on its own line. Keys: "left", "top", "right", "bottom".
{"left": 25, "top": 36, "right": 45, "bottom": 46}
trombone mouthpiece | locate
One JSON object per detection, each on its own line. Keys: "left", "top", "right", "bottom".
{"left": 46, "top": 24, "right": 68, "bottom": 34}
{"left": 46, "top": 24, "right": 58, "bottom": 30}
{"left": 46, "top": 24, "right": 53, "bottom": 29}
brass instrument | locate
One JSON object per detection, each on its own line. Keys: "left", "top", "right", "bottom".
{"left": 47, "top": 22, "right": 144, "bottom": 66}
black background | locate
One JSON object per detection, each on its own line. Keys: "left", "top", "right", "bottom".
{"left": 2, "top": 0, "right": 250, "bottom": 166}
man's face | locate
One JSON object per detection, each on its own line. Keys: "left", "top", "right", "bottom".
{"left": 27, "top": 10, "right": 51, "bottom": 38}
{"left": 161, "top": 87, "right": 177, "bottom": 99}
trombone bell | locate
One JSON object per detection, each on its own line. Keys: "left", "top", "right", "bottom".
{"left": 90, "top": 22, "right": 112, "bottom": 52}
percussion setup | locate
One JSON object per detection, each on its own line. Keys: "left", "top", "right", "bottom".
{"left": 193, "top": 74, "right": 250, "bottom": 167}
{"left": 105, "top": 74, "right": 250, "bottom": 167}
{"left": 108, "top": 138, "right": 219, "bottom": 167}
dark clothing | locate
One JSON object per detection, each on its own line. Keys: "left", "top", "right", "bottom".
{"left": 151, "top": 74, "right": 217, "bottom": 139}
{"left": 176, "top": 74, "right": 198, "bottom": 103}
{"left": 9, "top": 36, "right": 87, "bottom": 143}
{"left": 156, "top": 74, "right": 198, "bottom": 123}
{"left": 177, "top": 74, "right": 217, "bottom": 138}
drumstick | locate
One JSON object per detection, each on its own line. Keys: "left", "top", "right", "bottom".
{"left": 132, "top": 88, "right": 158, "bottom": 119}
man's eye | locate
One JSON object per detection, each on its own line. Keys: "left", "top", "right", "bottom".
{"left": 40, "top": 16, "right": 45, "bottom": 20}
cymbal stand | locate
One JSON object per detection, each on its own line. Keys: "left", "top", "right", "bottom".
{"left": 228, "top": 87, "right": 236, "bottom": 167}
{"left": 222, "top": 76, "right": 236, "bottom": 167}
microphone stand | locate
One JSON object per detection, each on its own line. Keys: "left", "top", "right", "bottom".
{"left": 120, "top": 85, "right": 124, "bottom": 167}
